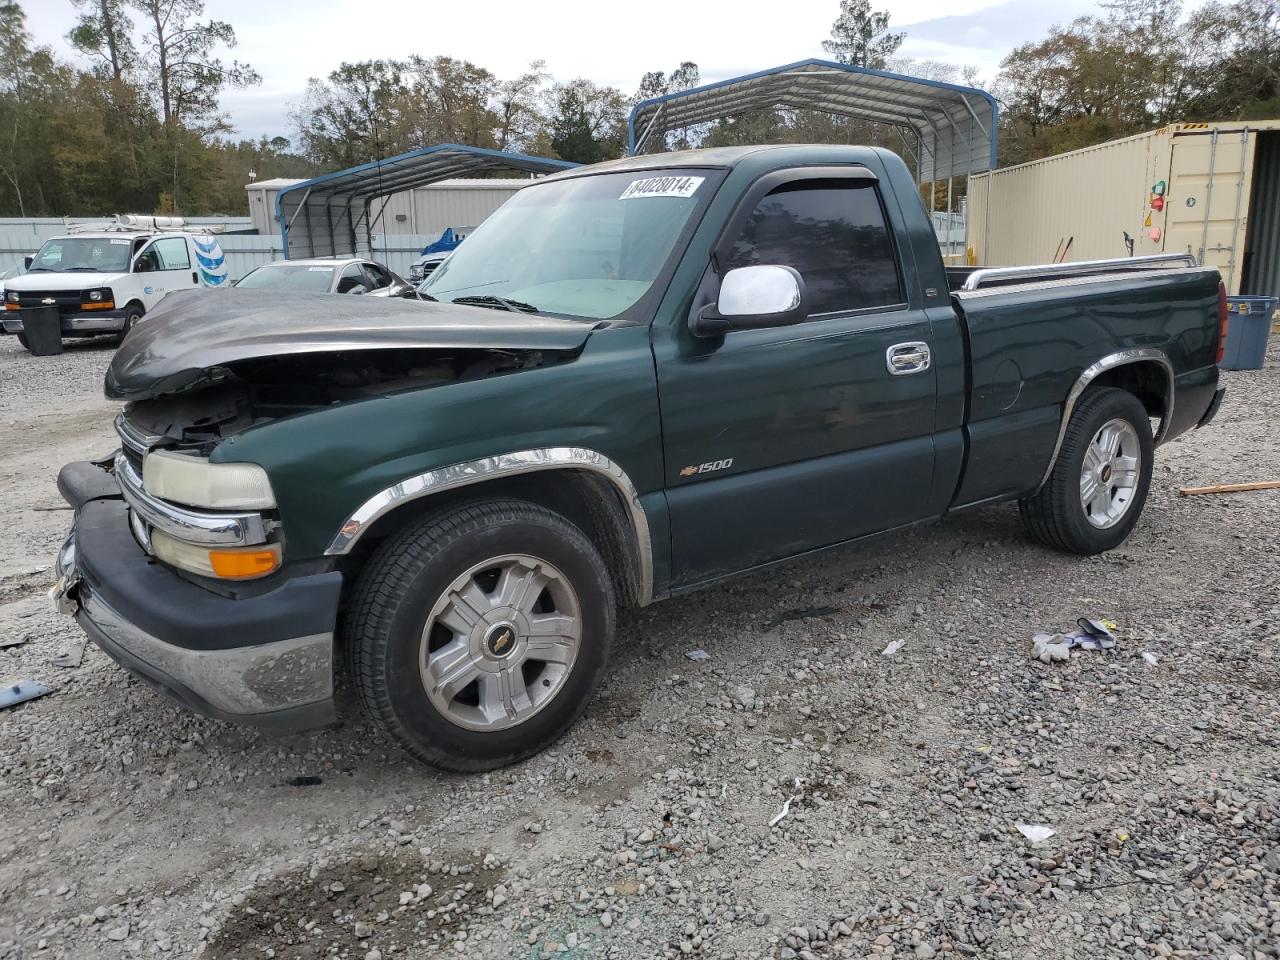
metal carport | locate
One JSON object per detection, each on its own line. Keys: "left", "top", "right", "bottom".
{"left": 275, "top": 144, "right": 578, "bottom": 260}
{"left": 626, "top": 59, "right": 998, "bottom": 184}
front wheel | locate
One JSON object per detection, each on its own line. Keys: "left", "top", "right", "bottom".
{"left": 345, "top": 499, "right": 616, "bottom": 771}
{"left": 113, "top": 304, "right": 143, "bottom": 347}
{"left": 1019, "top": 387, "right": 1154, "bottom": 554}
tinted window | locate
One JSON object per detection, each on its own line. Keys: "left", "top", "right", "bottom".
{"left": 153, "top": 237, "right": 191, "bottom": 270}
{"left": 725, "top": 181, "right": 903, "bottom": 315}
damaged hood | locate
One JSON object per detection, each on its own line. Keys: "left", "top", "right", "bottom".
{"left": 105, "top": 289, "right": 596, "bottom": 400}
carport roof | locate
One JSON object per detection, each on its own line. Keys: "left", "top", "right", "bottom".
{"left": 275, "top": 143, "right": 578, "bottom": 259}
{"left": 626, "top": 59, "right": 998, "bottom": 182}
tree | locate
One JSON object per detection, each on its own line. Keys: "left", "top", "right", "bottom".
{"left": 632, "top": 61, "right": 701, "bottom": 149}
{"left": 68, "top": 0, "right": 135, "bottom": 83}
{"left": 494, "top": 61, "right": 549, "bottom": 152}
{"left": 293, "top": 60, "right": 406, "bottom": 168}
{"left": 822, "top": 0, "right": 904, "bottom": 70}
{"left": 546, "top": 79, "right": 626, "bottom": 164}
{"left": 130, "top": 0, "right": 259, "bottom": 129}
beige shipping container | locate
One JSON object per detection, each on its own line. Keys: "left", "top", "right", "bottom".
{"left": 967, "top": 120, "right": 1280, "bottom": 297}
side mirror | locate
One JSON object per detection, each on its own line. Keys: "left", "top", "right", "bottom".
{"left": 134, "top": 259, "right": 152, "bottom": 273}
{"left": 690, "top": 265, "right": 807, "bottom": 337}
{"left": 399, "top": 286, "right": 421, "bottom": 299}
{"left": 23, "top": 255, "right": 33, "bottom": 269}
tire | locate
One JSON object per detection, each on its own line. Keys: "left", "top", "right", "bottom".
{"left": 113, "top": 303, "right": 143, "bottom": 347}
{"left": 1019, "top": 386, "right": 1155, "bottom": 555}
{"left": 16, "top": 332, "right": 29, "bottom": 350}
{"left": 345, "top": 499, "right": 616, "bottom": 771}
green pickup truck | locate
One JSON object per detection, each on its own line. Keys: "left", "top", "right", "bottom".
{"left": 52, "top": 145, "right": 1227, "bottom": 770}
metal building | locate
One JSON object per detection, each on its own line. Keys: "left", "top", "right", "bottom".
{"left": 273, "top": 144, "right": 576, "bottom": 260}
{"left": 628, "top": 59, "right": 997, "bottom": 182}
{"left": 967, "top": 120, "right": 1280, "bottom": 297}
{"left": 246, "top": 176, "right": 533, "bottom": 240}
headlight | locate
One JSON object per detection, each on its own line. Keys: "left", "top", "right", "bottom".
{"left": 150, "top": 528, "right": 281, "bottom": 580}
{"left": 142, "top": 450, "right": 276, "bottom": 510}
{"left": 4, "top": 291, "right": 17, "bottom": 303}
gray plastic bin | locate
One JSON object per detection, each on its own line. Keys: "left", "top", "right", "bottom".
{"left": 1221, "top": 296, "right": 1275, "bottom": 371}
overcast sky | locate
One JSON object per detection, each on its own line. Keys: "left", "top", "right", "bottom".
{"left": 23, "top": 0, "right": 1103, "bottom": 141}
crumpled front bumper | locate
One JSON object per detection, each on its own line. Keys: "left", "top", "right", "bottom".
{"left": 52, "top": 473, "right": 342, "bottom": 731}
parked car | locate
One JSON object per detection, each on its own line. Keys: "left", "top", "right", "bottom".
{"left": 3, "top": 218, "right": 228, "bottom": 349}
{"left": 52, "top": 145, "right": 1227, "bottom": 772}
{"left": 406, "top": 252, "right": 450, "bottom": 284}
{"left": 235, "top": 258, "right": 413, "bottom": 298}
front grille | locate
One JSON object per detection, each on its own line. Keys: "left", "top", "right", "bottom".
{"left": 12, "top": 290, "right": 89, "bottom": 318}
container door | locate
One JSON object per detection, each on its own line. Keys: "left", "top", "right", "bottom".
{"left": 1164, "top": 129, "right": 1256, "bottom": 292}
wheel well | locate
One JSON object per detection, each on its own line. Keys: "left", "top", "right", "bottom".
{"left": 339, "top": 470, "right": 646, "bottom": 608}
{"left": 124, "top": 300, "right": 145, "bottom": 317}
{"left": 1090, "top": 361, "right": 1169, "bottom": 425}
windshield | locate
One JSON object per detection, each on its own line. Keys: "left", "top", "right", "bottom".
{"left": 29, "top": 237, "right": 133, "bottom": 273}
{"left": 420, "top": 169, "right": 717, "bottom": 320}
{"left": 237, "top": 264, "right": 335, "bottom": 292}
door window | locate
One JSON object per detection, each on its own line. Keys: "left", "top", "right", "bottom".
{"left": 336, "top": 263, "right": 368, "bottom": 294}
{"left": 362, "top": 262, "right": 392, "bottom": 289}
{"left": 724, "top": 180, "right": 904, "bottom": 316}
{"left": 152, "top": 237, "right": 191, "bottom": 270}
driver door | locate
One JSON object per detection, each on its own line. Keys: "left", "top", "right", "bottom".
{"left": 133, "top": 237, "right": 197, "bottom": 309}
{"left": 655, "top": 170, "right": 938, "bottom": 587}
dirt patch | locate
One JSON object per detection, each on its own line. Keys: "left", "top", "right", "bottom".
{"left": 206, "top": 848, "right": 506, "bottom": 960}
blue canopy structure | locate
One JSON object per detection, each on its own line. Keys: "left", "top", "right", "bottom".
{"left": 626, "top": 59, "right": 998, "bottom": 183}
{"left": 276, "top": 144, "right": 578, "bottom": 260}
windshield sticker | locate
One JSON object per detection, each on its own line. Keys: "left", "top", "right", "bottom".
{"left": 619, "top": 175, "right": 704, "bottom": 200}
{"left": 109, "top": 239, "right": 130, "bottom": 244}
{"left": 307, "top": 266, "right": 331, "bottom": 272}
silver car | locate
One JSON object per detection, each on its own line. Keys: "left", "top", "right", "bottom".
{"left": 235, "top": 258, "right": 414, "bottom": 298}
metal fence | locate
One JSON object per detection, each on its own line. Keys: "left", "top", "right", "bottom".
{"left": 0, "top": 231, "right": 444, "bottom": 281}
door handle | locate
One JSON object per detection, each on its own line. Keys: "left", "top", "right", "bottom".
{"left": 886, "top": 342, "right": 931, "bottom": 375}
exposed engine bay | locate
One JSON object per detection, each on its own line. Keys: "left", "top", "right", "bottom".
{"left": 123, "top": 347, "right": 568, "bottom": 455}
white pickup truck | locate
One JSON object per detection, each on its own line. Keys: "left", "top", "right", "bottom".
{"left": 3, "top": 218, "right": 228, "bottom": 350}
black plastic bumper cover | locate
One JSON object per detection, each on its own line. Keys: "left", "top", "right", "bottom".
{"left": 1197, "top": 386, "right": 1226, "bottom": 429}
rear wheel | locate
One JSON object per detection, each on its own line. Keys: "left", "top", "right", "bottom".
{"left": 1019, "top": 387, "right": 1154, "bottom": 554}
{"left": 345, "top": 499, "right": 615, "bottom": 771}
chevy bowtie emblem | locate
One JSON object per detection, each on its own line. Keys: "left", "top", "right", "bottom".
{"left": 41, "top": 297, "right": 56, "bottom": 305}
{"left": 493, "top": 629, "right": 513, "bottom": 653}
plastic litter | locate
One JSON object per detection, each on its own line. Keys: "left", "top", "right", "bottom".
{"left": 1141, "top": 651, "right": 1159, "bottom": 666}
{"left": 1016, "top": 823, "right": 1056, "bottom": 844}
{"left": 769, "top": 778, "right": 805, "bottom": 828}
{"left": 881, "top": 639, "right": 907, "bottom": 657}
{"left": 49, "top": 639, "right": 87, "bottom": 669}
{"left": 685, "top": 649, "right": 710, "bottom": 662}
{"left": 1031, "top": 618, "right": 1118, "bottom": 663}
{"left": 0, "top": 679, "right": 52, "bottom": 709}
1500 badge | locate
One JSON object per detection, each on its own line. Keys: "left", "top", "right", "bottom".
{"left": 679, "top": 458, "right": 734, "bottom": 478}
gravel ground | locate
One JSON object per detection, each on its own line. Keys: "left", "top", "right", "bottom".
{"left": 0, "top": 333, "right": 1277, "bottom": 960}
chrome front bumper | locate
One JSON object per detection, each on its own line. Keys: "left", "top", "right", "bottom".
{"left": 53, "top": 518, "right": 338, "bottom": 730}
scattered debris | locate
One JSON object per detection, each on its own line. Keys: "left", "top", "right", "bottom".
{"left": 1032, "top": 618, "right": 1118, "bottom": 663}
{"left": 1015, "top": 823, "right": 1056, "bottom": 844}
{"left": 881, "top": 639, "right": 907, "bottom": 656}
{"left": 769, "top": 778, "right": 805, "bottom": 828}
{"left": 0, "top": 679, "right": 52, "bottom": 709}
{"left": 1142, "top": 651, "right": 1159, "bottom": 666}
{"left": 0, "top": 634, "right": 29, "bottom": 649}
{"left": 1179, "top": 480, "right": 1280, "bottom": 496}
{"left": 49, "top": 639, "right": 87, "bottom": 668}
{"left": 287, "top": 775, "right": 323, "bottom": 787}
{"left": 685, "top": 649, "right": 710, "bottom": 662}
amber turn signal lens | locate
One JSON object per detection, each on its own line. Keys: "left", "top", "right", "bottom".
{"left": 80, "top": 300, "right": 116, "bottom": 311}
{"left": 207, "top": 545, "right": 281, "bottom": 580}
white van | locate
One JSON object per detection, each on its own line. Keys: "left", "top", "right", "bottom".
{"left": 2, "top": 216, "right": 228, "bottom": 350}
